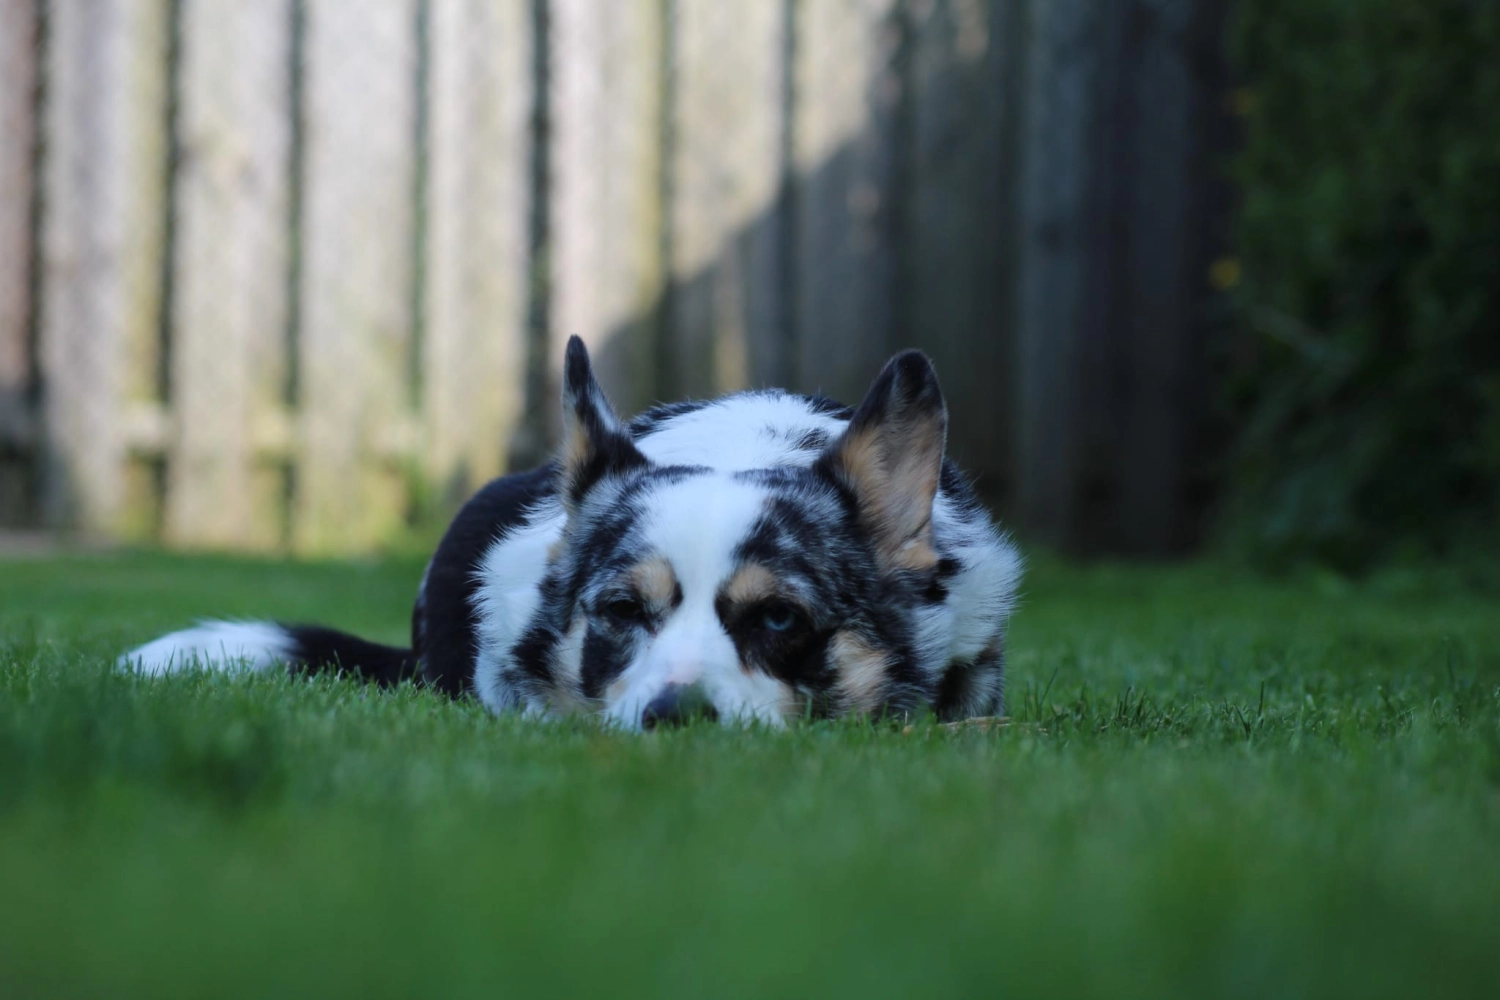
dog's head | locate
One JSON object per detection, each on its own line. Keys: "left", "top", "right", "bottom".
{"left": 543, "top": 337, "right": 949, "bottom": 729}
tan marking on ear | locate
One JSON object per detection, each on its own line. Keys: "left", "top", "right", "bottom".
{"left": 555, "top": 419, "right": 593, "bottom": 517}
{"left": 628, "top": 555, "right": 678, "bottom": 607}
{"left": 561, "top": 416, "right": 591, "bottom": 477}
{"left": 836, "top": 426, "right": 884, "bottom": 494}
{"left": 721, "top": 562, "right": 779, "bottom": 606}
{"left": 892, "top": 536, "right": 939, "bottom": 573}
{"left": 829, "top": 420, "right": 943, "bottom": 571}
{"left": 829, "top": 630, "right": 893, "bottom": 714}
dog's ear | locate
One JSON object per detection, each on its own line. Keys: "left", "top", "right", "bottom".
{"left": 560, "top": 336, "right": 647, "bottom": 509}
{"left": 817, "top": 350, "right": 947, "bottom": 573}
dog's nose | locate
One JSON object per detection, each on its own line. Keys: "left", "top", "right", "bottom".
{"left": 640, "top": 683, "right": 719, "bottom": 729}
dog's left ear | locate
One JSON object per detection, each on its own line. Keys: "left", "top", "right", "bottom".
{"left": 559, "top": 336, "right": 648, "bottom": 510}
{"left": 817, "top": 350, "right": 947, "bottom": 573}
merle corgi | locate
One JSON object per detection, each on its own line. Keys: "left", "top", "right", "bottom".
{"left": 122, "top": 338, "right": 1022, "bottom": 729}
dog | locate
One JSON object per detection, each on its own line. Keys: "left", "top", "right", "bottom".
{"left": 122, "top": 338, "right": 1022, "bottom": 729}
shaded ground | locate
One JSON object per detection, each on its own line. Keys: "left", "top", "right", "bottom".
{"left": 2, "top": 552, "right": 1497, "bottom": 997}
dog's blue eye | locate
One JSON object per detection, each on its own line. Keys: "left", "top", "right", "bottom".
{"left": 760, "top": 603, "right": 799, "bottom": 633}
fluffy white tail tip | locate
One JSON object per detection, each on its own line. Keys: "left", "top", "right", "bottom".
{"left": 118, "top": 621, "right": 294, "bottom": 677}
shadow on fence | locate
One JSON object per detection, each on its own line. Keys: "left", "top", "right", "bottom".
{"left": 0, "top": 0, "right": 1233, "bottom": 558}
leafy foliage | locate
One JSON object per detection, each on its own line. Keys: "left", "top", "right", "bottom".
{"left": 1225, "top": 0, "right": 1500, "bottom": 571}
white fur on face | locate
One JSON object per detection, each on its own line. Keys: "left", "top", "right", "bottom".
{"left": 636, "top": 395, "right": 846, "bottom": 470}
{"left": 600, "top": 473, "right": 790, "bottom": 729}
{"left": 471, "top": 498, "right": 568, "bottom": 714}
{"left": 465, "top": 389, "right": 1022, "bottom": 723}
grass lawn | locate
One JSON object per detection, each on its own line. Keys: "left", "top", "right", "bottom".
{"left": 2, "top": 550, "right": 1498, "bottom": 998}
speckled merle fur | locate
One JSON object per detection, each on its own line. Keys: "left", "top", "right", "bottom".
{"left": 728, "top": 472, "right": 929, "bottom": 714}
{"left": 121, "top": 338, "right": 1023, "bottom": 730}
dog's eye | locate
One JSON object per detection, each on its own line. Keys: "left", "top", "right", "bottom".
{"left": 601, "top": 597, "right": 650, "bottom": 627}
{"left": 759, "top": 602, "right": 800, "bottom": 634}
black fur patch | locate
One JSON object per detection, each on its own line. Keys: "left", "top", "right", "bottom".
{"left": 415, "top": 463, "right": 557, "bottom": 697}
{"left": 510, "top": 617, "right": 562, "bottom": 694}
{"left": 725, "top": 470, "right": 930, "bottom": 713}
{"left": 717, "top": 594, "right": 836, "bottom": 692}
{"left": 794, "top": 428, "right": 832, "bottom": 451}
{"left": 923, "top": 555, "right": 964, "bottom": 604}
{"left": 502, "top": 464, "right": 719, "bottom": 706}
{"left": 283, "top": 625, "right": 419, "bottom": 687}
{"left": 567, "top": 436, "right": 648, "bottom": 507}
{"left": 939, "top": 460, "right": 983, "bottom": 514}
{"left": 934, "top": 639, "right": 1004, "bottom": 720}
{"left": 562, "top": 337, "right": 650, "bottom": 506}
{"left": 580, "top": 626, "right": 634, "bottom": 699}
{"left": 804, "top": 394, "right": 855, "bottom": 419}
{"left": 627, "top": 398, "right": 715, "bottom": 437}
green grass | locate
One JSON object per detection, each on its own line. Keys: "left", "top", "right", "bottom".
{"left": 2, "top": 551, "right": 1498, "bottom": 998}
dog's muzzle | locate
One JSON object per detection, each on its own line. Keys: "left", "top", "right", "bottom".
{"left": 640, "top": 682, "right": 719, "bottom": 729}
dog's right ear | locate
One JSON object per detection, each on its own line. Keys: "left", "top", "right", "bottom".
{"left": 816, "top": 349, "right": 947, "bottom": 574}
{"left": 559, "top": 336, "right": 648, "bottom": 510}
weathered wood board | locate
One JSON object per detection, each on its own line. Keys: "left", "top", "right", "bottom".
{"left": 792, "top": 0, "right": 902, "bottom": 405}
{"left": 667, "top": 0, "right": 787, "bottom": 398}
{"left": 166, "top": 0, "right": 293, "bottom": 549}
{"left": 423, "top": 0, "right": 532, "bottom": 509}
{"left": 551, "top": 0, "right": 666, "bottom": 418}
{"left": 38, "top": 0, "right": 172, "bottom": 536}
{"left": 293, "top": 0, "right": 418, "bottom": 554}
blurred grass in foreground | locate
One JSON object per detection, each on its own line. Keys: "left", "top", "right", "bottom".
{"left": 1, "top": 551, "right": 1497, "bottom": 998}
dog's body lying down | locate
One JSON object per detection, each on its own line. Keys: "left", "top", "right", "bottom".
{"left": 124, "top": 339, "right": 1022, "bottom": 729}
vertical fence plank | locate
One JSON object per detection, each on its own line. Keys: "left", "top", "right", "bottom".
{"left": 1112, "top": 0, "right": 1222, "bottom": 554}
{"left": 423, "top": 0, "right": 530, "bottom": 507}
{"left": 1012, "top": 0, "right": 1222, "bottom": 554}
{"left": 0, "top": 0, "right": 37, "bottom": 430}
{"left": 294, "top": 0, "right": 417, "bottom": 554}
{"left": 39, "top": 0, "right": 171, "bottom": 535}
{"left": 906, "top": 0, "right": 1020, "bottom": 502}
{"left": 793, "top": 0, "right": 902, "bottom": 405}
{"left": 166, "top": 0, "right": 291, "bottom": 549}
{"left": 668, "top": 0, "right": 787, "bottom": 397}
{"left": 0, "top": 0, "right": 39, "bottom": 524}
{"left": 1011, "top": 0, "right": 1106, "bottom": 549}
{"left": 551, "top": 0, "right": 665, "bottom": 417}
{"left": 13, "top": 0, "right": 1223, "bottom": 556}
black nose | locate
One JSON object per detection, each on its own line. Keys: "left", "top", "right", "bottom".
{"left": 640, "top": 683, "right": 720, "bottom": 730}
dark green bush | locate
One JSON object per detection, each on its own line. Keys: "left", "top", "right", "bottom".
{"left": 1225, "top": 0, "right": 1500, "bottom": 571}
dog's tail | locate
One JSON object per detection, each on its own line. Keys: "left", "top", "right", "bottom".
{"left": 119, "top": 620, "right": 418, "bottom": 687}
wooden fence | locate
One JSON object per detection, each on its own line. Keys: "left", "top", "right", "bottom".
{"left": 0, "top": 0, "right": 1231, "bottom": 557}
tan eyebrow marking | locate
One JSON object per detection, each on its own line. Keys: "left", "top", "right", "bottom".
{"left": 829, "top": 630, "right": 893, "bottom": 713}
{"left": 721, "top": 562, "right": 779, "bottom": 606}
{"left": 628, "top": 555, "right": 679, "bottom": 607}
